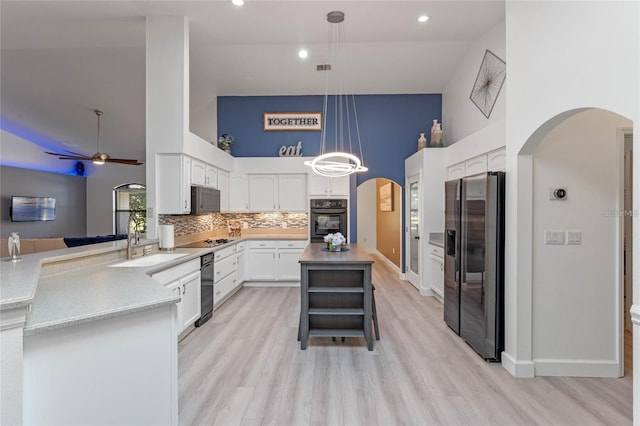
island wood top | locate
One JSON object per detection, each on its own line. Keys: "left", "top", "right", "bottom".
{"left": 299, "top": 243, "right": 374, "bottom": 264}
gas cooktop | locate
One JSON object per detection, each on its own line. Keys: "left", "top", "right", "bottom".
{"left": 179, "top": 238, "right": 233, "bottom": 248}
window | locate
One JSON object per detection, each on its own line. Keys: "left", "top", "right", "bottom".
{"left": 114, "top": 183, "right": 146, "bottom": 235}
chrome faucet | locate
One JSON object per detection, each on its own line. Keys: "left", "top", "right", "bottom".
{"left": 127, "top": 214, "right": 140, "bottom": 260}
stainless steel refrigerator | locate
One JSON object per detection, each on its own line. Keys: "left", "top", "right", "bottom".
{"left": 444, "top": 172, "right": 505, "bottom": 361}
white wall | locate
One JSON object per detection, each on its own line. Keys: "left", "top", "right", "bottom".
{"left": 532, "top": 109, "right": 630, "bottom": 376}
{"left": 503, "top": 0, "right": 639, "bottom": 379}
{"left": 357, "top": 179, "right": 377, "bottom": 252}
{"left": 442, "top": 21, "right": 506, "bottom": 145}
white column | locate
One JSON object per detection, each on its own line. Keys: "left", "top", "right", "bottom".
{"left": 145, "top": 15, "right": 190, "bottom": 238}
{"left": 1, "top": 306, "right": 29, "bottom": 425}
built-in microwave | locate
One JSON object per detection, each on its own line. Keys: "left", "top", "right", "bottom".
{"left": 191, "top": 186, "right": 220, "bottom": 215}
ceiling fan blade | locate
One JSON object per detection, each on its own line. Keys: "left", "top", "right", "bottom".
{"left": 106, "top": 158, "right": 144, "bottom": 165}
{"left": 45, "top": 151, "right": 90, "bottom": 160}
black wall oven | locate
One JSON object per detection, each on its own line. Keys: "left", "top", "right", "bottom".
{"left": 310, "top": 199, "right": 348, "bottom": 243}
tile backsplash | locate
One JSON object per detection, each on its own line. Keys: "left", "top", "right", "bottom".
{"left": 159, "top": 212, "right": 307, "bottom": 237}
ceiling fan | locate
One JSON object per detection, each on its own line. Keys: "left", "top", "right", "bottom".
{"left": 45, "top": 110, "right": 143, "bottom": 166}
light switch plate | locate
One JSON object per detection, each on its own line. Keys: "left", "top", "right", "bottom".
{"left": 544, "top": 230, "right": 565, "bottom": 245}
{"left": 567, "top": 230, "right": 582, "bottom": 245}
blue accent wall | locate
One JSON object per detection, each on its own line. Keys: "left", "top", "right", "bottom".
{"left": 218, "top": 94, "right": 442, "bottom": 271}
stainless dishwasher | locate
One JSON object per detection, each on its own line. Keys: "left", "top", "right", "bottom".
{"left": 194, "top": 252, "right": 214, "bottom": 327}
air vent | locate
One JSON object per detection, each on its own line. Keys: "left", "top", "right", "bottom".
{"left": 316, "top": 64, "right": 332, "bottom": 71}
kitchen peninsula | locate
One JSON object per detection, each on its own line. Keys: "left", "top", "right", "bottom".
{"left": 298, "top": 243, "right": 375, "bottom": 350}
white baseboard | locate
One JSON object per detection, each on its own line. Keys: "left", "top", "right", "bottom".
{"left": 243, "top": 281, "right": 300, "bottom": 287}
{"left": 533, "top": 358, "right": 622, "bottom": 378}
{"left": 431, "top": 287, "right": 444, "bottom": 303}
{"left": 373, "top": 250, "right": 402, "bottom": 276}
{"left": 420, "top": 288, "right": 434, "bottom": 297}
{"left": 501, "top": 351, "right": 535, "bottom": 378}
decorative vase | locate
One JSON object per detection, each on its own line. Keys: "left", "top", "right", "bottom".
{"left": 220, "top": 144, "right": 231, "bottom": 155}
{"left": 431, "top": 120, "right": 443, "bottom": 146}
{"left": 8, "top": 232, "right": 21, "bottom": 261}
{"left": 417, "top": 133, "right": 427, "bottom": 151}
{"left": 329, "top": 243, "right": 341, "bottom": 252}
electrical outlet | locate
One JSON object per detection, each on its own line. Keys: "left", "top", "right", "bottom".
{"left": 544, "top": 230, "right": 565, "bottom": 245}
{"left": 281, "top": 222, "right": 288, "bottom": 229}
{"left": 392, "top": 247, "right": 395, "bottom": 254}
{"left": 242, "top": 221, "right": 248, "bottom": 229}
{"left": 566, "top": 230, "right": 582, "bottom": 245}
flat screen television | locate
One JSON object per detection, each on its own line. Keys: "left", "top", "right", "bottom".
{"left": 11, "top": 196, "right": 56, "bottom": 222}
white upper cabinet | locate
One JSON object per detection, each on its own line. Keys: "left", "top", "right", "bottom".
{"left": 487, "top": 148, "right": 506, "bottom": 172}
{"left": 248, "top": 174, "right": 307, "bottom": 212}
{"left": 464, "top": 156, "right": 488, "bottom": 176}
{"left": 229, "top": 173, "right": 248, "bottom": 212}
{"left": 308, "top": 174, "right": 349, "bottom": 197}
{"left": 205, "top": 164, "right": 218, "bottom": 189}
{"left": 157, "top": 154, "right": 191, "bottom": 214}
{"left": 277, "top": 174, "right": 307, "bottom": 211}
{"left": 249, "top": 175, "right": 278, "bottom": 211}
{"left": 218, "top": 170, "right": 230, "bottom": 212}
{"left": 191, "top": 159, "right": 206, "bottom": 187}
{"left": 447, "top": 148, "right": 506, "bottom": 180}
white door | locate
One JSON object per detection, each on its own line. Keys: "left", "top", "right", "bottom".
{"left": 406, "top": 174, "right": 421, "bottom": 289}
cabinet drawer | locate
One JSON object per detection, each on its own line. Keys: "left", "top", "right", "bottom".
{"left": 151, "top": 258, "right": 200, "bottom": 285}
{"left": 214, "top": 245, "right": 235, "bottom": 261}
{"left": 249, "top": 240, "right": 277, "bottom": 249}
{"left": 215, "top": 272, "right": 238, "bottom": 304}
{"left": 429, "top": 245, "right": 444, "bottom": 259}
{"left": 277, "top": 240, "right": 307, "bottom": 249}
{"left": 235, "top": 241, "right": 246, "bottom": 252}
{"left": 215, "top": 254, "right": 235, "bottom": 283}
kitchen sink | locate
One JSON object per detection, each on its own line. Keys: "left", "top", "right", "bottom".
{"left": 109, "top": 253, "right": 188, "bottom": 268}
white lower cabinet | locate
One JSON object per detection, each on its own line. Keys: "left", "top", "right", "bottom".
{"left": 249, "top": 241, "right": 278, "bottom": 280}
{"left": 214, "top": 245, "right": 238, "bottom": 307}
{"left": 277, "top": 241, "right": 305, "bottom": 280}
{"left": 179, "top": 271, "right": 202, "bottom": 332}
{"left": 429, "top": 245, "right": 444, "bottom": 301}
{"left": 236, "top": 242, "right": 247, "bottom": 284}
{"left": 151, "top": 258, "right": 201, "bottom": 335}
{"left": 248, "top": 240, "right": 306, "bottom": 283}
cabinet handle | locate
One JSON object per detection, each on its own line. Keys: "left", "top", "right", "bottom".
{"left": 216, "top": 290, "right": 221, "bottom": 296}
{"left": 245, "top": 203, "right": 248, "bottom": 210}
{"left": 216, "top": 271, "right": 221, "bottom": 275}
{"left": 273, "top": 253, "right": 275, "bottom": 259}
{"left": 182, "top": 284, "right": 186, "bottom": 295}
{"left": 184, "top": 200, "right": 188, "bottom": 209}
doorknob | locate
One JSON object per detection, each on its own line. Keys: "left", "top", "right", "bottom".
{"left": 414, "top": 236, "right": 420, "bottom": 240}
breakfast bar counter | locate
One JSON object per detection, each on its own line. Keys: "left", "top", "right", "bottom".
{"left": 298, "top": 243, "right": 375, "bottom": 350}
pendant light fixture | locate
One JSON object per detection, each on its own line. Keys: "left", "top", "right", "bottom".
{"left": 304, "top": 11, "right": 368, "bottom": 178}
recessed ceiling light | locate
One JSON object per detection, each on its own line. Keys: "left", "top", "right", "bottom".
{"left": 418, "top": 15, "right": 429, "bottom": 23}
{"left": 298, "top": 49, "right": 308, "bottom": 59}
{"left": 232, "top": 0, "right": 244, "bottom": 6}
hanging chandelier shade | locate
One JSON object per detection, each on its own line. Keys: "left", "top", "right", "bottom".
{"left": 304, "top": 11, "right": 368, "bottom": 178}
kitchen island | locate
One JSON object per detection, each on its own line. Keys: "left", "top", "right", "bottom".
{"left": 298, "top": 243, "right": 375, "bottom": 350}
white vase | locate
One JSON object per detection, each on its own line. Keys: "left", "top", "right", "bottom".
{"left": 417, "top": 133, "right": 427, "bottom": 151}
{"left": 8, "top": 232, "right": 21, "bottom": 261}
{"left": 431, "top": 120, "right": 443, "bottom": 146}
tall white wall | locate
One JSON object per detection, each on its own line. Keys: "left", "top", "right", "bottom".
{"left": 532, "top": 109, "right": 630, "bottom": 376}
{"left": 503, "top": 0, "right": 639, "bottom": 380}
{"left": 442, "top": 21, "right": 505, "bottom": 145}
{"left": 356, "top": 179, "right": 377, "bottom": 252}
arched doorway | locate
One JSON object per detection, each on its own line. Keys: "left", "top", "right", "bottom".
{"left": 516, "top": 108, "right": 633, "bottom": 378}
{"left": 356, "top": 178, "right": 403, "bottom": 274}
{"left": 114, "top": 183, "right": 146, "bottom": 236}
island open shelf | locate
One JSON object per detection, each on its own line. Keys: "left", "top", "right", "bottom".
{"left": 299, "top": 243, "right": 375, "bottom": 350}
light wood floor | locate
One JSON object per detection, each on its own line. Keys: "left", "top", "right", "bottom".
{"left": 178, "top": 254, "right": 633, "bottom": 425}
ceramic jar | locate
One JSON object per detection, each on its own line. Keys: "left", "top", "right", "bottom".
{"left": 417, "top": 133, "right": 427, "bottom": 151}
{"left": 431, "top": 120, "right": 443, "bottom": 146}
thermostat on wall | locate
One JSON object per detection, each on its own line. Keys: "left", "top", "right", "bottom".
{"left": 549, "top": 187, "right": 567, "bottom": 200}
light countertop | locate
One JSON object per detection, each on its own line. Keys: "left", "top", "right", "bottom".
{"left": 2, "top": 235, "right": 309, "bottom": 335}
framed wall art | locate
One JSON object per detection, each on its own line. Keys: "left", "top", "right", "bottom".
{"left": 469, "top": 50, "right": 506, "bottom": 119}
{"left": 379, "top": 182, "right": 393, "bottom": 212}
